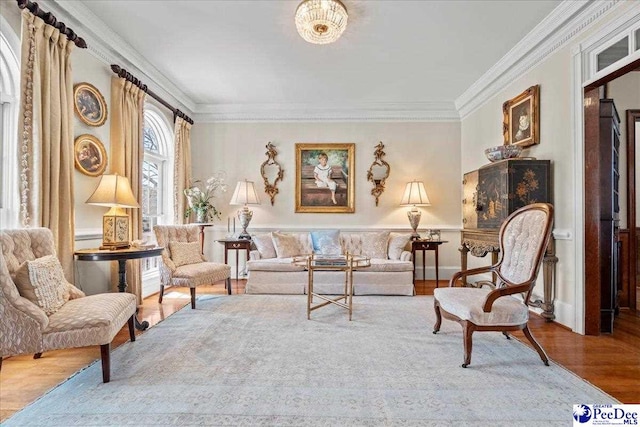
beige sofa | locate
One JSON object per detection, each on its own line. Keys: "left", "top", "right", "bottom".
{"left": 246, "top": 231, "right": 414, "bottom": 295}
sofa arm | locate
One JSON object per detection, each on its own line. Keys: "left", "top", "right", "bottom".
{"left": 249, "top": 250, "right": 262, "bottom": 260}
{"left": 400, "top": 251, "right": 412, "bottom": 262}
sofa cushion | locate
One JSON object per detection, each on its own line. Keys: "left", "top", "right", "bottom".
{"left": 252, "top": 233, "right": 277, "bottom": 259}
{"left": 13, "top": 255, "right": 71, "bottom": 315}
{"left": 367, "top": 259, "right": 414, "bottom": 272}
{"left": 388, "top": 233, "right": 411, "bottom": 260}
{"left": 272, "top": 232, "right": 304, "bottom": 258}
{"left": 361, "top": 231, "right": 390, "bottom": 259}
{"left": 247, "top": 258, "right": 307, "bottom": 272}
{"left": 310, "top": 230, "right": 342, "bottom": 255}
{"left": 169, "top": 241, "right": 205, "bottom": 267}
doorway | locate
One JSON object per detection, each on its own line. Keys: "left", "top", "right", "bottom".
{"left": 583, "top": 58, "right": 640, "bottom": 335}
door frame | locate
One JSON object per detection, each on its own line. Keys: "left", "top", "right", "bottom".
{"left": 627, "top": 109, "right": 640, "bottom": 312}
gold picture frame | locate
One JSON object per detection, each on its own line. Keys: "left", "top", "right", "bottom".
{"left": 74, "top": 134, "right": 107, "bottom": 177}
{"left": 73, "top": 82, "right": 107, "bottom": 127}
{"left": 295, "top": 143, "right": 355, "bottom": 213}
{"left": 502, "top": 85, "right": 540, "bottom": 148}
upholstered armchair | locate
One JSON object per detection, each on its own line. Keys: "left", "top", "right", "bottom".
{"left": 153, "top": 225, "right": 231, "bottom": 308}
{"left": 0, "top": 228, "right": 137, "bottom": 383}
{"left": 433, "top": 203, "right": 554, "bottom": 368}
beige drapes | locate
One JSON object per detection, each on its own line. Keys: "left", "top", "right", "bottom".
{"left": 173, "top": 117, "right": 192, "bottom": 224}
{"left": 17, "top": 10, "right": 75, "bottom": 281}
{"left": 110, "top": 76, "right": 146, "bottom": 303}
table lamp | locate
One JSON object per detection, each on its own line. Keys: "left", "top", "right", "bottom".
{"left": 230, "top": 179, "right": 260, "bottom": 239}
{"left": 400, "top": 180, "right": 431, "bottom": 240}
{"left": 86, "top": 174, "right": 139, "bottom": 249}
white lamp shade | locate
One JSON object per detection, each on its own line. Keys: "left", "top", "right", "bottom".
{"left": 230, "top": 180, "right": 261, "bottom": 206}
{"left": 86, "top": 174, "right": 139, "bottom": 208}
{"left": 399, "top": 181, "right": 431, "bottom": 206}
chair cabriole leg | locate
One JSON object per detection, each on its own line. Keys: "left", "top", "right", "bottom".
{"left": 100, "top": 343, "right": 111, "bottom": 383}
{"left": 462, "top": 321, "right": 473, "bottom": 368}
{"left": 433, "top": 300, "right": 442, "bottom": 334}
{"left": 522, "top": 324, "right": 549, "bottom": 366}
{"left": 33, "top": 353, "right": 42, "bottom": 359}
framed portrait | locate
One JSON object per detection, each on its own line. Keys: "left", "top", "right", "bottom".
{"left": 74, "top": 134, "right": 107, "bottom": 177}
{"left": 73, "top": 82, "right": 107, "bottom": 127}
{"left": 502, "top": 85, "right": 539, "bottom": 148}
{"left": 295, "top": 143, "right": 355, "bottom": 213}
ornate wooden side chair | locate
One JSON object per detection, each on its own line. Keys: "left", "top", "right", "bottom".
{"left": 433, "top": 203, "right": 554, "bottom": 368}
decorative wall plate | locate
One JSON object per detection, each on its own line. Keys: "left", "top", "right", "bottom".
{"left": 74, "top": 134, "right": 107, "bottom": 176}
{"left": 73, "top": 82, "right": 107, "bottom": 127}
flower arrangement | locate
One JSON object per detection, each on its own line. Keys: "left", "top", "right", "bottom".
{"left": 184, "top": 173, "right": 227, "bottom": 223}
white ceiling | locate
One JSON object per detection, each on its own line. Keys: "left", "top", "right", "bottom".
{"left": 77, "top": 0, "right": 561, "bottom": 111}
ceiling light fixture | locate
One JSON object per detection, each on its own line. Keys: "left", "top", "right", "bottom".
{"left": 295, "top": 0, "right": 348, "bottom": 45}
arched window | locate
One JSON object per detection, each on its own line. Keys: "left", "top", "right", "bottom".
{"left": 0, "top": 17, "right": 21, "bottom": 229}
{"left": 141, "top": 105, "right": 173, "bottom": 296}
{"left": 142, "top": 105, "right": 173, "bottom": 238}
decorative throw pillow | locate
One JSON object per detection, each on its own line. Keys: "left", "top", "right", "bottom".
{"left": 310, "top": 230, "right": 342, "bottom": 256}
{"left": 388, "top": 233, "right": 411, "bottom": 260}
{"left": 252, "top": 233, "right": 277, "bottom": 259}
{"left": 13, "top": 255, "right": 71, "bottom": 315}
{"left": 361, "top": 231, "right": 390, "bottom": 259}
{"left": 271, "top": 232, "right": 302, "bottom": 258}
{"left": 169, "top": 241, "right": 205, "bottom": 267}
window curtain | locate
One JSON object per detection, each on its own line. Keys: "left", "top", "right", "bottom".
{"left": 110, "top": 76, "right": 146, "bottom": 303}
{"left": 17, "top": 10, "right": 75, "bottom": 281}
{"left": 173, "top": 116, "right": 192, "bottom": 224}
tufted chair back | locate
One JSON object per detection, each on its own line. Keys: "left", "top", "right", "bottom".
{"left": 340, "top": 233, "right": 365, "bottom": 255}
{"left": 0, "top": 228, "right": 57, "bottom": 275}
{"left": 153, "top": 224, "right": 201, "bottom": 270}
{"left": 498, "top": 208, "right": 550, "bottom": 287}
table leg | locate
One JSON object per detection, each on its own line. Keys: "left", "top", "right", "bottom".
{"left": 412, "top": 249, "right": 416, "bottom": 285}
{"left": 117, "top": 260, "right": 149, "bottom": 331}
{"left": 199, "top": 225, "right": 205, "bottom": 254}
{"left": 422, "top": 249, "right": 426, "bottom": 282}
{"left": 435, "top": 246, "right": 440, "bottom": 287}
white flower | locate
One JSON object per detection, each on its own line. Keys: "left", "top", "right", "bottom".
{"left": 184, "top": 172, "right": 227, "bottom": 221}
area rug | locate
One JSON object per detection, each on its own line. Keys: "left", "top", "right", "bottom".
{"left": 5, "top": 295, "right": 616, "bottom": 426}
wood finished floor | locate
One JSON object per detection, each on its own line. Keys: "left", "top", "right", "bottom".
{"left": 1, "top": 280, "right": 639, "bottom": 422}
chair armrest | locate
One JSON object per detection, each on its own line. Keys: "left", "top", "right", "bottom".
{"left": 482, "top": 283, "right": 532, "bottom": 312}
{"left": 448, "top": 265, "right": 495, "bottom": 287}
{"left": 399, "top": 251, "right": 412, "bottom": 262}
{"left": 249, "top": 250, "right": 261, "bottom": 260}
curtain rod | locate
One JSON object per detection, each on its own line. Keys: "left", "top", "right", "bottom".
{"left": 110, "top": 64, "right": 194, "bottom": 125}
{"left": 16, "top": 0, "right": 87, "bottom": 48}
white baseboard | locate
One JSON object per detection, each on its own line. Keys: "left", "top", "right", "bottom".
{"left": 413, "top": 266, "right": 458, "bottom": 281}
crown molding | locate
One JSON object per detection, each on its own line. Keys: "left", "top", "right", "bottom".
{"left": 193, "top": 101, "right": 460, "bottom": 123}
{"left": 46, "top": 0, "right": 196, "bottom": 113}
{"left": 455, "top": 0, "right": 620, "bottom": 119}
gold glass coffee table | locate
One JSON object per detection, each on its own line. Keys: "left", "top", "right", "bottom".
{"left": 295, "top": 253, "right": 371, "bottom": 321}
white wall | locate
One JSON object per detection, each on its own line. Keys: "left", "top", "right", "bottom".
{"left": 191, "top": 121, "right": 463, "bottom": 279}
{"left": 460, "top": 3, "right": 639, "bottom": 330}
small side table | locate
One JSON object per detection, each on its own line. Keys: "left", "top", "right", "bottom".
{"left": 74, "top": 246, "right": 164, "bottom": 330}
{"left": 411, "top": 240, "right": 447, "bottom": 287}
{"left": 217, "top": 239, "right": 252, "bottom": 287}
{"left": 193, "top": 223, "right": 214, "bottom": 254}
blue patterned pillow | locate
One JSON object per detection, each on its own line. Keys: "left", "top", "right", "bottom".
{"left": 310, "top": 230, "right": 342, "bottom": 256}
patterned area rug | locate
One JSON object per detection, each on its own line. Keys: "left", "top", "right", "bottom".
{"left": 5, "top": 295, "right": 616, "bottom": 426}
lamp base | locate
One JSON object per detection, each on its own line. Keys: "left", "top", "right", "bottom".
{"left": 102, "top": 207, "right": 131, "bottom": 250}
{"left": 237, "top": 206, "right": 254, "bottom": 240}
{"left": 407, "top": 207, "right": 422, "bottom": 241}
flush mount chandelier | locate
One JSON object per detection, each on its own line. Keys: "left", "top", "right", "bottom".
{"left": 295, "top": 0, "right": 348, "bottom": 45}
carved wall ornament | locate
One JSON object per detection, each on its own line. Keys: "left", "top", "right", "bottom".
{"left": 260, "top": 142, "right": 284, "bottom": 206}
{"left": 366, "top": 141, "right": 390, "bottom": 206}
